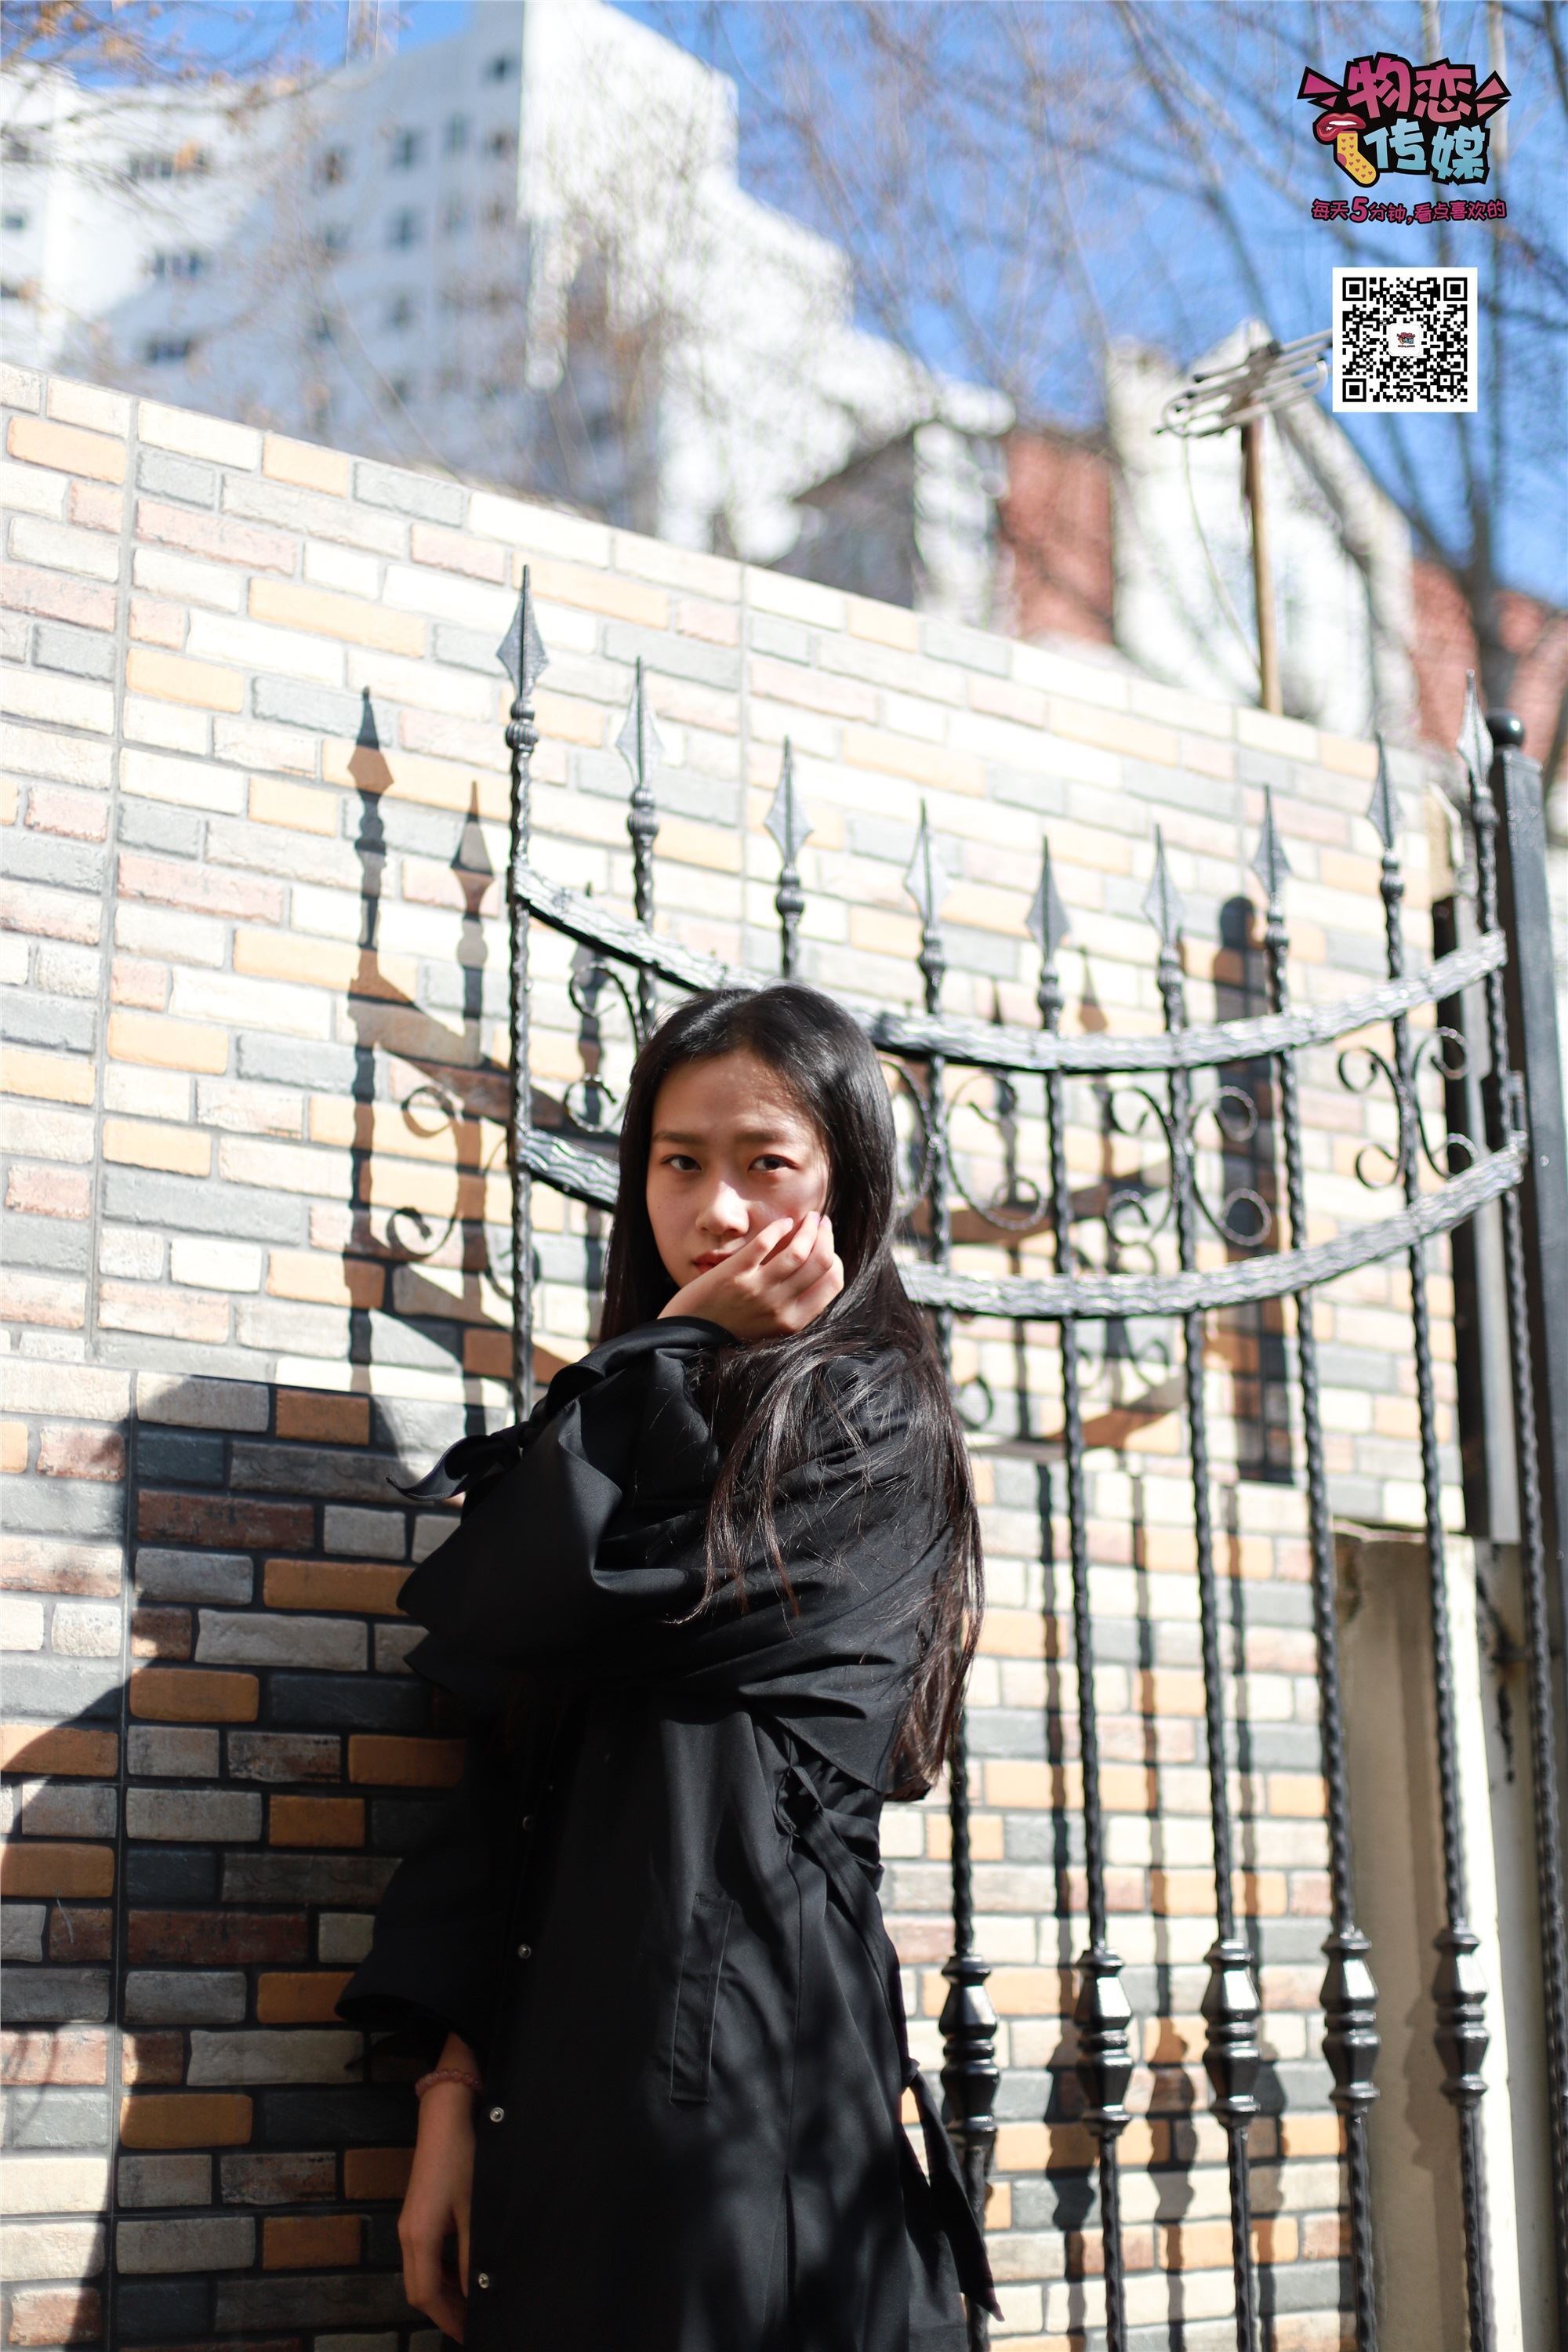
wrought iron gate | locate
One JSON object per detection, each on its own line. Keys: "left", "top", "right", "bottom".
{"left": 493, "top": 578, "right": 1568, "bottom": 2352}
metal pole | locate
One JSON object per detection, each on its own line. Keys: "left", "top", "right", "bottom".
{"left": 1241, "top": 417, "right": 1281, "bottom": 717}
{"left": 499, "top": 570, "right": 548, "bottom": 1422}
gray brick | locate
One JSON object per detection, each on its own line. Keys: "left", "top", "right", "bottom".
{"left": 601, "top": 620, "right": 739, "bottom": 690}
{"left": 222, "top": 470, "right": 408, "bottom": 553}
{"left": 102, "top": 1167, "right": 307, "bottom": 1243}
{"left": 136, "top": 447, "right": 216, "bottom": 506}
{"left": 135, "top": 1547, "right": 253, "bottom": 1605}
{"left": 227, "top": 1731, "right": 339, "bottom": 1782}
{"left": 746, "top": 612, "right": 811, "bottom": 662}
{"left": 125, "top": 1970, "right": 248, "bottom": 2024}
{"left": 195, "top": 1612, "right": 366, "bottom": 1671}
{"left": 230, "top": 1443, "right": 397, "bottom": 1504}
{"left": 125, "top": 1788, "right": 263, "bottom": 1842}
{"left": 6, "top": 2089, "right": 111, "bottom": 2148}
{"left": 117, "top": 2153, "right": 212, "bottom": 2209}
{"left": 31, "top": 620, "right": 116, "bottom": 680}
{"left": 1, "top": 611, "right": 27, "bottom": 662}
{"left": 222, "top": 1853, "right": 397, "bottom": 1906}
{"left": 205, "top": 812, "right": 362, "bottom": 888}
{"left": 920, "top": 617, "right": 1010, "bottom": 673}
{"left": 219, "top": 2150, "right": 336, "bottom": 2205}
{"left": 127, "top": 1725, "right": 220, "bottom": 1777}
{"left": 2, "top": 993, "right": 100, "bottom": 1050}
{"left": 0, "top": 1904, "right": 45, "bottom": 1962}
{"left": 0, "top": 831, "right": 107, "bottom": 891}
{"left": 235, "top": 1033, "right": 358, "bottom": 1091}
{"left": 318, "top": 1912, "right": 374, "bottom": 1964}
{"left": 321, "top": 1505, "right": 407, "bottom": 1560}
{"left": 432, "top": 620, "right": 505, "bottom": 673}
{"left": 215, "top": 2275, "right": 413, "bottom": 2332}
{"left": 252, "top": 675, "right": 364, "bottom": 737}
{"left": 354, "top": 459, "right": 466, "bottom": 524}
{"left": 0, "top": 1479, "right": 122, "bottom": 1537}
{"left": 9, "top": 1780, "right": 117, "bottom": 1838}
{"left": 369, "top": 1399, "right": 470, "bottom": 1457}
{"left": 0, "top": 1216, "right": 90, "bottom": 1272}
{"left": 0, "top": 1967, "right": 109, "bottom": 2022}
{"left": 115, "top": 798, "right": 204, "bottom": 856}
{"left": 116, "top": 2215, "right": 255, "bottom": 2274}
{"left": 372, "top": 797, "right": 467, "bottom": 858}
{"left": 0, "top": 1661, "right": 121, "bottom": 1720}
{"left": 187, "top": 2028, "right": 361, "bottom": 2085}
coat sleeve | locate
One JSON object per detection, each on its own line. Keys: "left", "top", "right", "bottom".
{"left": 394, "top": 1318, "right": 928, "bottom": 1680}
{"left": 334, "top": 1727, "right": 517, "bottom": 2060}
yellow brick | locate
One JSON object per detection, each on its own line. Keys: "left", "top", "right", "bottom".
{"left": 321, "top": 738, "right": 510, "bottom": 816}
{"left": 0, "top": 1422, "right": 27, "bottom": 1475}
{"left": 532, "top": 689, "right": 608, "bottom": 749}
{"left": 7, "top": 414, "right": 126, "bottom": 485}
{"left": 845, "top": 593, "right": 920, "bottom": 650}
{"left": 107, "top": 1010, "right": 228, "bottom": 1076}
{"left": 1, "top": 779, "right": 16, "bottom": 825}
{"left": 525, "top": 555, "right": 669, "bottom": 629}
{"left": 986, "top": 1969, "right": 1062, "bottom": 2016}
{"left": 263, "top": 433, "right": 352, "bottom": 495}
{"left": 1, "top": 1842, "right": 114, "bottom": 1898}
{"left": 848, "top": 906, "right": 922, "bottom": 960}
{"left": 1048, "top": 698, "right": 1178, "bottom": 764}
{"left": 231, "top": 928, "right": 416, "bottom": 1000}
{"left": 102, "top": 1116, "right": 211, "bottom": 1178}
{"left": 249, "top": 576, "right": 425, "bottom": 657}
{"left": 247, "top": 776, "right": 340, "bottom": 836}
{"left": 1, "top": 1047, "right": 95, "bottom": 1106}
{"left": 265, "top": 1250, "right": 384, "bottom": 1308}
{"left": 1317, "top": 731, "right": 1379, "bottom": 780}
{"left": 840, "top": 725, "right": 985, "bottom": 797}
{"left": 125, "top": 648, "right": 245, "bottom": 713}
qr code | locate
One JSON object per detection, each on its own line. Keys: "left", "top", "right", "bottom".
{"left": 1333, "top": 267, "right": 1477, "bottom": 412}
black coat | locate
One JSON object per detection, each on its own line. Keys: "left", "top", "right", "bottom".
{"left": 339, "top": 1317, "right": 998, "bottom": 2350}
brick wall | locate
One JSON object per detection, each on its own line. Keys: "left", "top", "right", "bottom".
{"left": 1, "top": 366, "right": 1477, "bottom": 2348}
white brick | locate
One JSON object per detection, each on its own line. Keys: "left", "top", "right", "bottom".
{"left": 0, "top": 1364, "right": 131, "bottom": 1417}
{"left": 212, "top": 716, "right": 319, "bottom": 776}
{"left": 99, "top": 1226, "right": 165, "bottom": 1279}
{"left": 288, "top": 883, "right": 361, "bottom": 942}
{"left": 0, "top": 2217, "right": 107, "bottom": 2279}
{"left": 0, "top": 363, "right": 42, "bottom": 411}
{"left": 0, "top": 720, "right": 112, "bottom": 786}
{"left": 0, "top": 1105, "right": 95, "bottom": 1162}
{"left": 380, "top": 562, "right": 513, "bottom": 631}
{"left": 132, "top": 544, "right": 245, "bottom": 612}
{"left": 467, "top": 490, "right": 612, "bottom": 565}
{"left": 119, "top": 745, "right": 246, "bottom": 817}
{"left": 122, "top": 695, "right": 212, "bottom": 755}
{"left": 52, "top": 1602, "right": 123, "bottom": 1658}
{"left": 169, "top": 969, "right": 332, "bottom": 1040}
{"left": 195, "top": 1612, "right": 366, "bottom": 1669}
{"left": 745, "top": 566, "right": 845, "bottom": 628}
{"left": 138, "top": 401, "right": 261, "bottom": 470}
{"left": 303, "top": 539, "right": 381, "bottom": 597}
{"left": 170, "top": 1237, "right": 263, "bottom": 1292}
{"left": 8, "top": 514, "right": 121, "bottom": 583}
{"left": 48, "top": 379, "right": 131, "bottom": 435}
{"left": 184, "top": 608, "right": 344, "bottom": 686}
{"left": 1, "top": 1599, "right": 45, "bottom": 1650}
{"left": 0, "top": 666, "right": 115, "bottom": 733}
{"left": 114, "top": 899, "right": 227, "bottom": 968}
{"left": 0, "top": 2158, "right": 111, "bottom": 2216}
{"left": 0, "top": 457, "right": 67, "bottom": 518}
{"left": 104, "top": 1064, "right": 190, "bottom": 1120}
{"left": 125, "top": 1787, "right": 262, "bottom": 1841}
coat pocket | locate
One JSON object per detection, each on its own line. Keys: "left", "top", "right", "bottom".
{"left": 668, "top": 1888, "right": 737, "bottom": 2105}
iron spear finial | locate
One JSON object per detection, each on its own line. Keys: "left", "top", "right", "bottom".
{"left": 1456, "top": 670, "right": 1494, "bottom": 797}
{"left": 764, "top": 738, "right": 812, "bottom": 866}
{"left": 902, "top": 800, "right": 951, "bottom": 933}
{"left": 496, "top": 567, "right": 549, "bottom": 696}
{"left": 1367, "top": 736, "right": 1399, "bottom": 851}
{"left": 1250, "top": 786, "right": 1293, "bottom": 916}
{"left": 615, "top": 656, "right": 665, "bottom": 793}
{"left": 1142, "top": 825, "right": 1185, "bottom": 949}
{"left": 1026, "top": 836, "right": 1071, "bottom": 967}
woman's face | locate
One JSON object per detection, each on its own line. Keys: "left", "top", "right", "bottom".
{"left": 646, "top": 1050, "right": 831, "bottom": 1290}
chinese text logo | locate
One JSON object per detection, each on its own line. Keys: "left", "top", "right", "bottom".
{"left": 1298, "top": 53, "right": 1509, "bottom": 187}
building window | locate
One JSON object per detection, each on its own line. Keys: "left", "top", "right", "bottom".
{"left": 2, "top": 136, "right": 37, "bottom": 165}
{"left": 483, "top": 53, "right": 515, "bottom": 80}
{"left": 143, "top": 336, "right": 195, "bottom": 363}
{"left": 445, "top": 114, "right": 470, "bottom": 153}
{"left": 309, "top": 309, "right": 336, "bottom": 346}
{"left": 484, "top": 126, "right": 517, "bottom": 161}
{"left": 441, "top": 199, "right": 468, "bottom": 238}
{"left": 388, "top": 376, "right": 414, "bottom": 404}
{"left": 318, "top": 223, "right": 350, "bottom": 256}
{"left": 317, "top": 147, "right": 349, "bottom": 187}
{"left": 390, "top": 128, "right": 422, "bottom": 169}
{"left": 387, "top": 210, "right": 420, "bottom": 249}
{"left": 151, "top": 250, "right": 206, "bottom": 281}
{"left": 1, "top": 281, "right": 26, "bottom": 303}
{"left": 386, "top": 292, "right": 416, "bottom": 329}
{"left": 2, "top": 211, "right": 27, "bottom": 232}
{"left": 483, "top": 198, "right": 512, "bottom": 229}
{"left": 129, "top": 148, "right": 209, "bottom": 181}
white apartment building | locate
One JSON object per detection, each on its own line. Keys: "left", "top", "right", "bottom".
{"left": 0, "top": 0, "right": 1007, "bottom": 617}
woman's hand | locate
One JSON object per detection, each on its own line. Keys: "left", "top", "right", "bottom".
{"left": 399, "top": 2035, "right": 477, "bottom": 2342}
{"left": 659, "top": 1210, "right": 844, "bottom": 1342}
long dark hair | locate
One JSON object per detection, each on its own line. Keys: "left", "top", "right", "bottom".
{"left": 601, "top": 984, "right": 982, "bottom": 1795}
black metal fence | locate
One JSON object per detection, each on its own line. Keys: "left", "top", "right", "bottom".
{"left": 495, "top": 575, "right": 1568, "bottom": 2352}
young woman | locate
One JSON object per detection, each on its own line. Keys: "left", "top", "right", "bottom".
{"left": 338, "top": 982, "right": 998, "bottom": 2349}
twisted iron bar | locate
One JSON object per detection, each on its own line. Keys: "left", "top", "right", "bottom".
{"left": 617, "top": 657, "right": 662, "bottom": 1039}
{"left": 1254, "top": 792, "right": 1379, "bottom": 2349}
{"left": 1465, "top": 695, "right": 1568, "bottom": 2339}
{"left": 1146, "top": 830, "right": 1261, "bottom": 2352}
{"left": 1032, "top": 843, "right": 1132, "bottom": 2352}
{"left": 500, "top": 572, "right": 547, "bottom": 1419}
{"left": 1369, "top": 745, "right": 1494, "bottom": 2352}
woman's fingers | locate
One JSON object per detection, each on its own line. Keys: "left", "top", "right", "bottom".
{"left": 403, "top": 2227, "right": 464, "bottom": 2339}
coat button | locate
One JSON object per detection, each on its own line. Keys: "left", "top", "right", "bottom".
{"left": 488, "top": 2105, "right": 505, "bottom": 2124}
{"left": 520, "top": 1813, "right": 532, "bottom": 1831}
{"left": 517, "top": 1942, "right": 532, "bottom": 1958}
{"left": 476, "top": 2272, "right": 491, "bottom": 2290}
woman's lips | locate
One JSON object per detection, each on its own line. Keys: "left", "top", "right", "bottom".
{"left": 693, "top": 1251, "right": 735, "bottom": 1271}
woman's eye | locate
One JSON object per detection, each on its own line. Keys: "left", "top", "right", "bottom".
{"left": 662, "top": 1153, "right": 699, "bottom": 1173}
{"left": 753, "top": 1156, "right": 792, "bottom": 1172}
